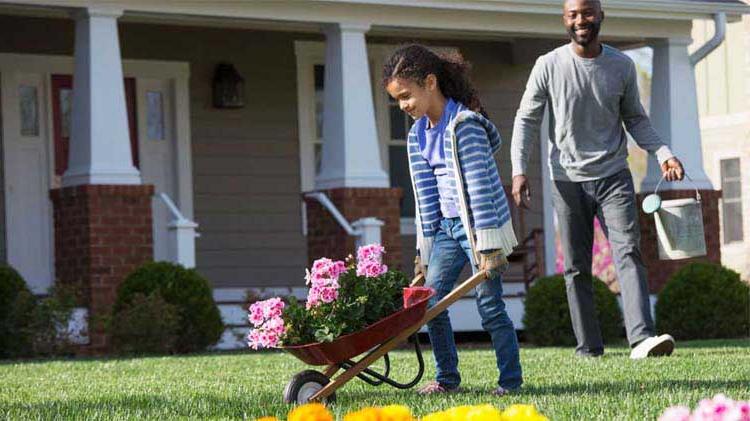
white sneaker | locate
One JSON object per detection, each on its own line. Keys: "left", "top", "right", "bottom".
{"left": 630, "top": 334, "right": 675, "bottom": 359}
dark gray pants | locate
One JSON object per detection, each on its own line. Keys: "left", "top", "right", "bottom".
{"left": 551, "top": 169, "right": 654, "bottom": 355}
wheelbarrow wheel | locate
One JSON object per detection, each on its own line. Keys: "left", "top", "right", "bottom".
{"left": 283, "top": 370, "right": 336, "bottom": 404}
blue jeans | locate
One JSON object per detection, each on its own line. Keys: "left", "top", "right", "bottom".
{"left": 425, "top": 217, "right": 523, "bottom": 390}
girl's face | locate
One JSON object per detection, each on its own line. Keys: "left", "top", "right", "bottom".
{"left": 385, "top": 75, "right": 440, "bottom": 121}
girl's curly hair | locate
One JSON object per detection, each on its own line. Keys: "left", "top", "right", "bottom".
{"left": 382, "top": 44, "right": 487, "bottom": 117}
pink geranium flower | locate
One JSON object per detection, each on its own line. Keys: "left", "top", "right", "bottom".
{"left": 304, "top": 257, "right": 345, "bottom": 309}
{"left": 247, "top": 297, "right": 287, "bottom": 349}
{"left": 356, "top": 243, "right": 388, "bottom": 278}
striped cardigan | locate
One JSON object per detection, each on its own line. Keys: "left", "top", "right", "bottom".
{"left": 408, "top": 103, "right": 518, "bottom": 266}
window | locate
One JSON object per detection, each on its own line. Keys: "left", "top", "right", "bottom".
{"left": 18, "top": 85, "right": 39, "bottom": 137}
{"left": 720, "top": 158, "right": 743, "bottom": 244}
{"left": 313, "top": 64, "right": 324, "bottom": 175}
{"left": 146, "top": 91, "right": 165, "bottom": 141}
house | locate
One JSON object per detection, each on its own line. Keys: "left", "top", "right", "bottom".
{"left": 0, "top": 0, "right": 746, "bottom": 352}
{"left": 693, "top": 6, "right": 750, "bottom": 281}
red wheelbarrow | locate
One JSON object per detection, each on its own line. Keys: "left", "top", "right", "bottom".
{"left": 279, "top": 270, "right": 490, "bottom": 404}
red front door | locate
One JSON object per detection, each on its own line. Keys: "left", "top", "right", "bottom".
{"left": 50, "top": 75, "right": 139, "bottom": 176}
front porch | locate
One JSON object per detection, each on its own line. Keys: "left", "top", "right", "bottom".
{"left": 0, "top": 0, "right": 739, "bottom": 351}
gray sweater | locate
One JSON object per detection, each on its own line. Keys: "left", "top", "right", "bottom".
{"left": 511, "top": 43, "right": 674, "bottom": 182}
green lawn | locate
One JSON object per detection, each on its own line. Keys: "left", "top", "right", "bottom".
{"left": 1, "top": 339, "right": 748, "bottom": 420}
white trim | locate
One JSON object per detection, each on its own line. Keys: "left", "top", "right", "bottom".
{"left": 0, "top": 1, "right": 745, "bottom": 25}
{"left": 1, "top": 69, "right": 54, "bottom": 293}
{"left": 294, "top": 41, "right": 321, "bottom": 193}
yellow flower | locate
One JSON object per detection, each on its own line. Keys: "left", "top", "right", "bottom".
{"left": 288, "top": 403, "right": 334, "bottom": 421}
{"left": 254, "top": 418, "right": 279, "bottom": 421}
{"left": 443, "top": 405, "right": 475, "bottom": 420}
{"left": 381, "top": 405, "right": 415, "bottom": 421}
{"left": 420, "top": 411, "right": 450, "bottom": 421}
{"left": 465, "top": 405, "right": 503, "bottom": 421}
{"left": 343, "top": 407, "right": 382, "bottom": 421}
{"left": 500, "top": 404, "right": 549, "bottom": 421}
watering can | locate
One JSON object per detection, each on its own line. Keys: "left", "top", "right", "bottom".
{"left": 641, "top": 173, "right": 707, "bottom": 260}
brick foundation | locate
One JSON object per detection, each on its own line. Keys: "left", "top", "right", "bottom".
{"left": 50, "top": 184, "right": 154, "bottom": 353}
{"left": 637, "top": 189, "right": 722, "bottom": 293}
{"left": 305, "top": 188, "right": 403, "bottom": 271}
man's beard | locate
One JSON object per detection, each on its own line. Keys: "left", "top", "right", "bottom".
{"left": 567, "top": 21, "right": 601, "bottom": 47}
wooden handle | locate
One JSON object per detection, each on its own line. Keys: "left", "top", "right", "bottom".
{"left": 409, "top": 273, "right": 426, "bottom": 287}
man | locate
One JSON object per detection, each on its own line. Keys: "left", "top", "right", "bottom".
{"left": 511, "top": 0, "right": 684, "bottom": 359}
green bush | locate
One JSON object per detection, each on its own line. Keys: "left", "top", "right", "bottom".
{"left": 0, "top": 266, "right": 77, "bottom": 358}
{"left": 656, "top": 262, "right": 749, "bottom": 340}
{"left": 0, "top": 266, "right": 35, "bottom": 357}
{"left": 523, "top": 275, "right": 623, "bottom": 346}
{"left": 112, "top": 262, "right": 223, "bottom": 353}
{"left": 111, "top": 293, "right": 180, "bottom": 354}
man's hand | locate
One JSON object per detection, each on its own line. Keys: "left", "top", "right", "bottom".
{"left": 512, "top": 175, "right": 531, "bottom": 209}
{"left": 479, "top": 249, "right": 509, "bottom": 278}
{"left": 661, "top": 157, "right": 685, "bottom": 182}
{"left": 414, "top": 255, "right": 427, "bottom": 279}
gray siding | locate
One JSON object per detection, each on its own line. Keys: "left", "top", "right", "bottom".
{"left": 119, "top": 24, "right": 318, "bottom": 289}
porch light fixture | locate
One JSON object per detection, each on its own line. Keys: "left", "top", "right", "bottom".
{"left": 212, "top": 63, "right": 245, "bottom": 109}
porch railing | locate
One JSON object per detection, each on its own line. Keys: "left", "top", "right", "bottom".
{"left": 156, "top": 193, "right": 199, "bottom": 268}
{"left": 303, "top": 192, "right": 383, "bottom": 247}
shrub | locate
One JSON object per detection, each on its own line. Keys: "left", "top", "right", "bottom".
{"left": 111, "top": 293, "right": 180, "bottom": 354}
{"left": 24, "top": 284, "right": 78, "bottom": 357}
{"left": 0, "top": 267, "right": 35, "bottom": 358}
{"left": 523, "top": 275, "right": 623, "bottom": 346}
{"left": 0, "top": 266, "right": 78, "bottom": 358}
{"left": 656, "top": 262, "right": 749, "bottom": 340}
{"left": 112, "top": 262, "right": 223, "bottom": 353}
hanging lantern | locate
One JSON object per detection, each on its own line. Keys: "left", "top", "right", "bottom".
{"left": 212, "top": 63, "right": 245, "bottom": 109}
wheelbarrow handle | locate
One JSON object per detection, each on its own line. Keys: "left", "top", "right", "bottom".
{"left": 409, "top": 273, "right": 426, "bottom": 287}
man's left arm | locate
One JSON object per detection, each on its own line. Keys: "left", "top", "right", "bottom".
{"left": 620, "top": 61, "right": 684, "bottom": 181}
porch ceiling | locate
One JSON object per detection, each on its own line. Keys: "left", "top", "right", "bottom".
{"left": 0, "top": 0, "right": 746, "bottom": 41}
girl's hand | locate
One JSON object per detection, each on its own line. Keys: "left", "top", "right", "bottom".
{"left": 479, "top": 249, "right": 509, "bottom": 278}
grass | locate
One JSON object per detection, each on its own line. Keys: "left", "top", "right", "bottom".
{"left": 0, "top": 339, "right": 748, "bottom": 420}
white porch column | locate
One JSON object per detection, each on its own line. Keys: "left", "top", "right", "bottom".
{"left": 315, "top": 22, "right": 389, "bottom": 189}
{"left": 63, "top": 6, "right": 141, "bottom": 187}
{"left": 641, "top": 38, "right": 713, "bottom": 192}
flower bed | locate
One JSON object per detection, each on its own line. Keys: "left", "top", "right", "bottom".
{"left": 256, "top": 402, "right": 549, "bottom": 421}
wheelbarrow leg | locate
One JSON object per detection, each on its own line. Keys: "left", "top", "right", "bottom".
{"left": 309, "top": 270, "right": 488, "bottom": 402}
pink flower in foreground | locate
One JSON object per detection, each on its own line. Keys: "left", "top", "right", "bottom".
{"left": 659, "top": 395, "right": 750, "bottom": 421}
{"left": 658, "top": 406, "right": 691, "bottom": 421}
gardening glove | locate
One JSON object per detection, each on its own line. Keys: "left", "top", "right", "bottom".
{"left": 414, "top": 255, "right": 427, "bottom": 279}
{"left": 479, "top": 249, "right": 508, "bottom": 278}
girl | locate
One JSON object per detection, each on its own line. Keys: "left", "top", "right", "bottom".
{"left": 383, "top": 44, "right": 522, "bottom": 396}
